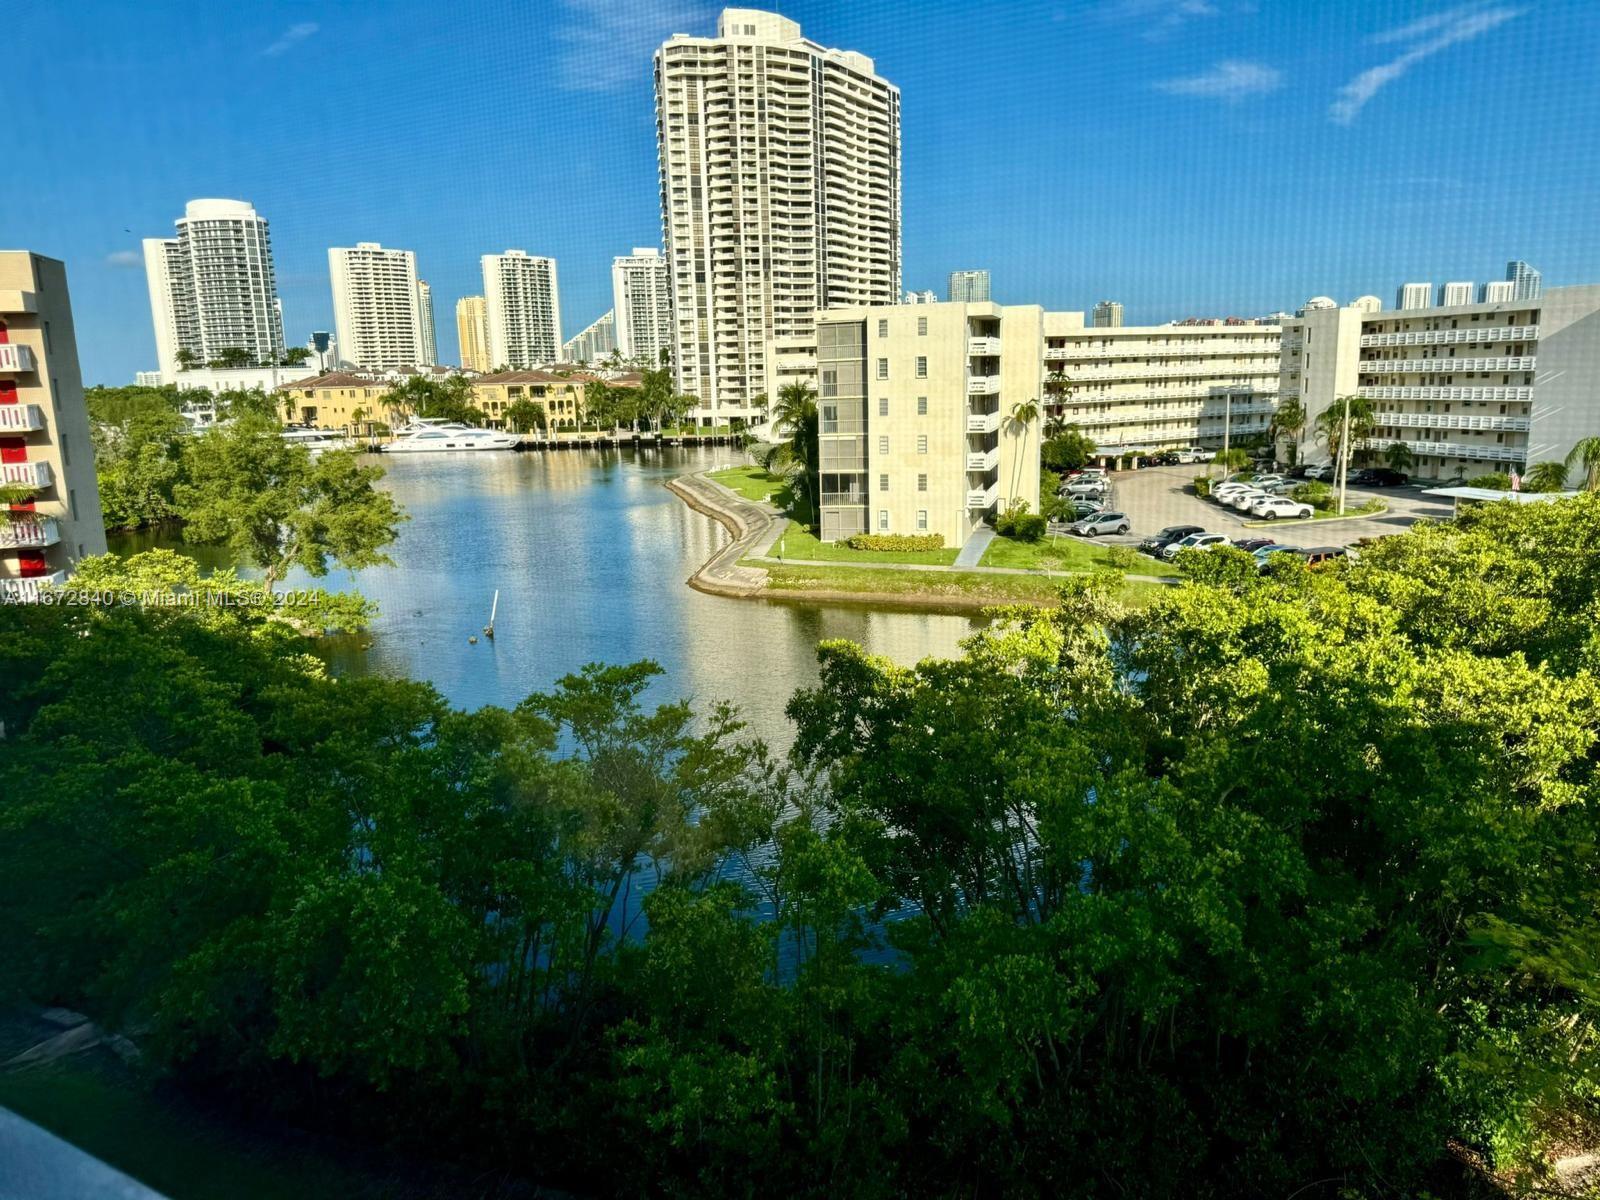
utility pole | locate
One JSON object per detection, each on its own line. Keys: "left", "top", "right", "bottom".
{"left": 1336, "top": 393, "right": 1352, "bottom": 516}
{"left": 1222, "top": 389, "right": 1232, "bottom": 457}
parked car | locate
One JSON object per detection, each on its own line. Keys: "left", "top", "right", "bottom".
{"left": 1249, "top": 474, "right": 1287, "bottom": 489}
{"left": 1254, "top": 544, "right": 1302, "bottom": 571}
{"left": 1151, "top": 452, "right": 1182, "bottom": 466}
{"left": 1067, "top": 498, "right": 1105, "bottom": 518}
{"left": 1232, "top": 537, "right": 1278, "bottom": 553}
{"left": 1226, "top": 489, "right": 1273, "bottom": 511}
{"left": 1261, "top": 479, "right": 1299, "bottom": 495}
{"left": 1351, "top": 467, "right": 1409, "bottom": 487}
{"left": 1139, "top": 524, "right": 1204, "bottom": 555}
{"left": 1069, "top": 510, "right": 1131, "bottom": 537}
{"left": 1305, "top": 463, "right": 1337, "bottom": 482}
{"left": 1250, "top": 496, "right": 1316, "bottom": 520}
{"left": 1211, "top": 482, "right": 1255, "bottom": 502}
{"left": 1160, "top": 532, "right": 1231, "bottom": 561}
{"left": 1065, "top": 478, "right": 1109, "bottom": 497}
{"left": 1174, "top": 447, "right": 1210, "bottom": 464}
{"left": 1295, "top": 546, "right": 1348, "bottom": 568}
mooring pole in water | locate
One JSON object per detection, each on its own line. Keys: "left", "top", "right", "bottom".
{"left": 484, "top": 589, "right": 499, "bottom": 639}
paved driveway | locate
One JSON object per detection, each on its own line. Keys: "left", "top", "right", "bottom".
{"left": 1070, "top": 465, "right": 1455, "bottom": 549}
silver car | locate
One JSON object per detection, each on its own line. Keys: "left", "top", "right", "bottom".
{"left": 1069, "top": 510, "right": 1131, "bottom": 537}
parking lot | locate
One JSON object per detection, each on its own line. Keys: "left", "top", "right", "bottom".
{"left": 1059, "top": 465, "right": 1456, "bottom": 549}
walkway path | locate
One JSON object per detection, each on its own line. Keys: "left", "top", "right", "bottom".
{"left": 664, "top": 472, "right": 782, "bottom": 598}
{"left": 747, "top": 554, "right": 1177, "bottom": 586}
{"left": 952, "top": 525, "right": 995, "bottom": 568}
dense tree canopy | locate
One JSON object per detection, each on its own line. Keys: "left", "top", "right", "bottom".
{"left": 6, "top": 497, "right": 1600, "bottom": 1195}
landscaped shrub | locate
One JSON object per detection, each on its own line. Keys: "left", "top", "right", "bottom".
{"left": 995, "top": 506, "right": 1048, "bottom": 542}
{"left": 1293, "top": 482, "right": 1333, "bottom": 509}
{"left": 1193, "top": 476, "right": 1213, "bottom": 498}
{"left": 842, "top": 532, "right": 945, "bottom": 552}
{"left": 1464, "top": 472, "right": 1513, "bottom": 490}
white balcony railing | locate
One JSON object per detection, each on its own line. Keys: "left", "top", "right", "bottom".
{"left": 966, "top": 483, "right": 1000, "bottom": 510}
{"left": 1055, "top": 364, "right": 1279, "bottom": 383}
{"left": 0, "top": 344, "right": 36, "bottom": 373}
{"left": 967, "top": 337, "right": 1002, "bottom": 357}
{"left": 1375, "top": 412, "right": 1531, "bottom": 433}
{"left": 0, "top": 517, "right": 59, "bottom": 549}
{"left": 966, "top": 410, "right": 1001, "bottom": 434}
{"left": 0, "top": 570, "right": 67, "bottom": 603}
{"left": 1358, "top": 437, "right": 1524, "bottom": 464}
{"left": 0, "top": 404, "right": 45, "bottom": 432}
{"left": 1359, "top": 385, "right": 1533, "bottom": 403}
{"left": 1360, "top": 325, "right": 1538, "bottom": 348}
{"left": 1045, "top": 340, "right": 1279, "bottom": 361}
{"left": 965, "top": 447, "right": 1000, "bottom": 472}
{"left": 1360, "top": 355, "right": 1536, "bottom": 374}
{"left": 967, "top": 375, "right": 1001, "bottom": 395}
{"left": 0, "top": 461, "right": 52, "bottom": 488}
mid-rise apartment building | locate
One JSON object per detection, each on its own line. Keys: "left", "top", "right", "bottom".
{"left": 1278, "top": 285, "right": 1600, "bottom": 479}
{"left": 948, "top": 271, "right": 990, "bottom": 303}
{"left": 612, "top": 248, "right": 673, "bottom": 363}
{"left": 482, "top": 251, "right": 561, "bottom": 369}
{"left": 0, "top": 252, "right": 107, "bottom": 600}
{"left": 655, "top": 9, "right": 901, "bottom": 424}
{"left": 456, "top": 296, "right": 491, "bottom": 371}
{"left": 143, "top": 199, "right": 285, "bottom": 379}
{"left": 328, "top": 243, "right": 428, "bottom": 371}
{"left": 812, "top": 302, "right": 1040, "bottom": 548}
{"left": 1044, "top": 320, "right": 1281, "bottom": 454}
{"left": 564, "top": 311, "right": 618, "bottom": 364}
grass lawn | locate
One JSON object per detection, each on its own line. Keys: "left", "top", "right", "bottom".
{"left": 760, "top": 562, "right": 1169, "bottom": 608}
{"left": 766, "top": 519, "right": 962, "bottom": 566}
{"left": 980, "top": 533, "right": 1178, "bottom": 577}
{"left": 706, "top": 464, "right": 786, "bottom": 503}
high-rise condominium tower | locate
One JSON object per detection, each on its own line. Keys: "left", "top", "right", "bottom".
{"left": 328, "top": 243, "right": 427, "bottom": 371}
{"left": 948, "top": 270, "right": 990, "bottom": 302}
{"left": 1507, "top": 259, "right": 1542, "bottom": 300}
{"left": 1397, "top": 282, "right": 1433, "bottom": 310}
{"left": 481, "top": 251, "right": 562, "bottom": 369}
{"left": 1440, "top": 281, "right": 1474, "bottom": 307}
{"left": 418, "top": 281, "right": 437, "bottom": 364}
{"left": 456, "top": 296, "right": 491, "bottom": 371}
{"left": 1092, "top": 300, "right": 1124, "bottom": 328}
{"left": 143, "top": 199, "right": 285, "bottom": 378}
{"left": 655, "top": 8, "right": 901, "bottom": 423}
{"left": 612, "top": 248, "right": 673, "bottom": 364}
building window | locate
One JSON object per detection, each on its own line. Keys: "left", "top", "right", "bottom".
{"left": 878, "top": 396, "right": 888, "bottom": 416}
{"left": 915, "top": 356, "right": 927, "bottom": 378}
{"left": 917, "top": 396, "right": 928, "bottom": 415}
{"left": 916, "top": 509, "right": 928, "bottom": 530}
{"left": 877, "top": 319, "right": 888, "bottom": 338}
{"left": 917, "top": 473, "right": 928, "bottom": 492}
{"left": 917, "top": 317, "right": 928, "bottom": 336}
{"left": 879, "top": 509, "right": 889, "bottom": 530}
{"left": 917, "top": 434, "right": 928, "bottom": 454}
{"left": 69, "top": 489, "right": 77, "bottom": 520}
{"left": 879, "top": 435, "right": 890, "bottom": 455}
{"left": 877, "top": 358, "right": 888, "bottom": 379}
{"left": 879, "top": 473, "right": 889, "bottom": 492}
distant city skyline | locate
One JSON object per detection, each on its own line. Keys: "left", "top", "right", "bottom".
{"left": 10, "top": 0, "right": 1599, "bottom": 382}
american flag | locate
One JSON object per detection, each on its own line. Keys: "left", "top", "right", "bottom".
{"left": 1510, "top": 471, "right": 1521, "bottom": 492}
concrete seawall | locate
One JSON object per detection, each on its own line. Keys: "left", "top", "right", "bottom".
{"left": 665, "top": 473, "right": 780, "bottom": 598}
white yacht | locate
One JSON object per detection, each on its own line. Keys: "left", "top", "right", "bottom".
{"left": 280, "top": 427, "right": 353, "bottom": 454}
{"left": 382, "top": 419, "right": 519, "bottom": 453}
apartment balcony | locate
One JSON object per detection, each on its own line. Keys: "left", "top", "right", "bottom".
{"left": 1377, "top": 411, "right": 1531, "bottom": 433}
{"left": 967, "top": 375, "right": 1001, "bottom": 395}
{"left": 965, "top": 447, "right": 1000, "bottom": 472}
{"left": 0, "top": 461, "right": 52, "bottom": 488}
{"left": 0, "top": 404, "right": 45, "bottom": 432}
{"left": 1359, "top": 437, "right": 1524, "bottom": 464}
{"left": 0, "top": 344, "right": 37, "bottom": 373}
{"left": 1359, "top": 325, "right": 1538, "bottom": 348}
{"left": 1360, "top": 355, "right": 1535, "bottom": 374}
{"left": 0, "top": 290, "right": 38, "bottom": 315}
{"left": 966, "top": 410, "right": 1001, "bottom": 434}
{"left": 966, "top": 482, "right": 1000, "bottom": 510}
{"left": 1359, "top": 385, "right": 1533, "bottom": 403}
{"left": 0, "top": 516, "right": 59, "bottom": 549}
{"left": 1046, "top": 341, "right": 1280, "bottom": 361}
{"left": 0, "top": 570, "right": 67, "bottom": 603}
{"left": 967, "top": 337, "right": 1002, "bottom": 356}
{"left": 1058, "top": 364, "right": 1279, "bottom": 383}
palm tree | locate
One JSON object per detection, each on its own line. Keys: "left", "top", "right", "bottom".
{"left": 1313, "top": 394, "right": 1376, "bottom": 466}
{"left": 1269, "top": 394, "right": 1306, "bottom": 465}
{"left": 1524, "top": 460, "right": 1570, "bottom": 493}
{"left": 1564, "top": 437, "right": 1600, "bottom": 491}
{"left": 1383, "top": 441, "right": 1414, "bottom": 474}
{"left": 761, "top": 381, "right": 819, "bottom": 525}
{"left": 1005, "top": 398, "right": 1040, "bottom": 508}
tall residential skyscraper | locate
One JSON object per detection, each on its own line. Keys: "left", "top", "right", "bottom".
{"left": 418, "top": 280, "right": 437, "bottom": 365}
{"left": 656, "top": 9, "right": 901, "bottom": 423}
{"left": 143, "top": 199, "right": 285, "bottom": 378}
{"left": 0, "top": 252, "right": 108, "bottom": 600}
{"left": 612, "top": 248, "right": 673, "bottom": 364}
{"left": 1482, "top": 280, "right": 1516, "bottom": 303}
{"left": 456, "top": 296, "right": 491, "bottom": 371}
{"left": 1092, "top": 300, "right": 1124, "bottom": 328}
{"left": 1507, "top": 259, "right": 1543, "bottom": 300}
{"left": 564, "top": 311, "right": 618, "bottom": 363}
{"left": 948, "top": 270, "right": 990, "bottom": 303}
{"left": 481, "top": 251, "right": 561, "bottom": 368}
{"left": 1440, "top": 281, "right": 1475, "bottom": 307}
{"left": 328, "top": 243, "right": 427, "bottom": 371}
{"left": 1398, "top": 282, "right": 1433, "bottom": 310}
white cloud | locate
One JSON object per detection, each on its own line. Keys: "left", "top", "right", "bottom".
{"left": 1103, "top": 0, "right": 1221, "bottom": 34}
{"left": 104, "top": 250, "right": 142, "bottom": 268}
{"left": 555, "top": 0, "right": 716, "bottom": 92}
{"left": 262, "top": 22, "right": 319, "bottom": 58}
{"left": 1155, "top": 59, "right": 1284, "bottom": 101}
{"left": 1330, "top": 4, "right": 1525, "bottom": 125}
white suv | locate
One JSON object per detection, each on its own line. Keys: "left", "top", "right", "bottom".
{"left": 1160, "top": 532, "right": 1231, "bottom": 560}
{"left": 1251, "top": 496, "right": 1315, "bottom": 520}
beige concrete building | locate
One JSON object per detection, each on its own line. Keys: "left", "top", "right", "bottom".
{"left": 1044, "top": 320, "right": 1281, "bottom": 454}
{"left": 329, "top": 242, "right": 428, "bottom": 371}
{"left": 655, "top": 9, "right": 901, "bottom": 424}
{"left": 456, "top": 296, "right": 491, "bottom": 371}
{"left": 0, "top": 252, "right": 107, "bottom": 600}
{"left": 278, "top": 372, "right": 406, "bottom": 429}
{"left": 813, "top": 302, "right": 1040, "bottom": 548}
{"left": 1280, "top": 285, "right": 1600, "bottom": 480}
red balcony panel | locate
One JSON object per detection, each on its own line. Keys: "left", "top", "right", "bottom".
{"left": 0, "top": 438, "right": 24, "bottom": 464}
{"left": 0, "top": 380, "right": 16, "bottom": 404}
{"left": 17, "top": 552, "right": 48, "bottom": 577}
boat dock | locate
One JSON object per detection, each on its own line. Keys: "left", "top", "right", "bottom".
{"left": 508, "top": 431, "right": 745, "bottom": 451}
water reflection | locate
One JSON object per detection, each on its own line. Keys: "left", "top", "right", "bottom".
{"left": 112, "top": 446, "right": 983, "bottom": 747}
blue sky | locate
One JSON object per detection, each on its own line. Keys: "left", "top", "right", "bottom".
{"left": 10, "top": 0, "right": 1598, "bottom": 384}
